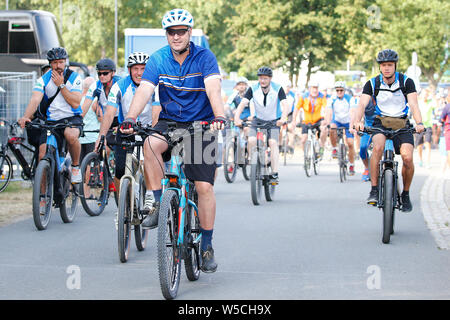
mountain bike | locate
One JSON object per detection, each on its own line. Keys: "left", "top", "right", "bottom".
{"left": 249, "top": 120, "right": 279, "bottom": 206}
{"left": 223, "top": 121, "right": 249, "bottom": 182}
{"left": 27, "top": 120, "right": 80, "bottom": 231}
{"left": 359, "top": 125, "right": 416, "bottom": 244}
{"left": 79, "top": 130, "right": 118, "bottom": 216}
{"left": 303, "top": 123, "right": 321, "bottom": 177}
{"left": 116, "top": 125, "right": 151, "bottom": 263}
{"left": 144, "top": 121, "right": 211, "bottom": 299}
{"left": 0, "top": 119, "right": 38, "bottom": 192}
{"left": 330, "top": 127, "right": 348, "bottom": 183}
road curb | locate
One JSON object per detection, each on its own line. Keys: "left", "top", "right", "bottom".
{"left": 420, "top": 171, "right": 450, "bottom": 250}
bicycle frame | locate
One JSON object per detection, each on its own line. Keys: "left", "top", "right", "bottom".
{"left": 161, "top": 154, "right": 201, "bottom": 247}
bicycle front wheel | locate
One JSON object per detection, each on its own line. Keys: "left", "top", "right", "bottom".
{"left": 0, "top": 154, "right": 13, "bottom": 193}
{"left": 242, "top": 148, "right": 250, "bottom": 181}
{"left": 250, "top": 150, "right": 262, "bottom": 205}
{"left": 118, "top": 178, "right": 132, "bottom": 262}
{"left": 304, "top": 140, "right": 313, "bottom": 177}
{"left": 59, "top": 170, "right": 79, "bottom": 223}
{"left": 382, "top": 169, "right": 395, "bottom": 244}
{"left": 135, "top": 174, "right": 149, "bottom": 251}
{"left": 313, "top": 140, "right": 320, "bottom": 175}
{"left": 224, "top": 140, "right": 237, "bottom": 183}
{"left": 32, "top": 159, "right": 53, "bottom": 230}
{"left": 157, "top": 189, "right": 182, "bottom": 300}
{"left": 80, "top": 152, "right": 109, "bottom": 216}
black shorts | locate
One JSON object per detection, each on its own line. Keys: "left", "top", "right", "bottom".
{"left": 249, "top": 118, "right": 280, "bottom": 142}
{"left": 39, "top": 115, "right": 83, "bottom": 154}
{"left": 372, "top": 118, "right": 414, "bottom": 155}
{"left": 415, "top": 127, "right": 432, "bottom": 146}
{"left": 113, "top": 130, "right": 130, "bottom": 180}
{"left": 151, "top": 119, "right": 218, "bottom": 186}
{"left": 301, "top": 120, "right": 322, "bottom": 135}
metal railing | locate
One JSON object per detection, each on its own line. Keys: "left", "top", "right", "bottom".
{"left": 0, "top": 72, "right": 37, "bottom": 182}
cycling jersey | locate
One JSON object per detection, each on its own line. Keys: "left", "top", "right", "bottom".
{"left": 33, "top": 68, "right": 83, "bottom": 121}
{"left": 244, "top": 82, "right": 286, "bottom": 121}
{"left": 327, "top": 93, "right": 354, "bottom": 124}
{"left": 141, "top": 41, "right": 221, "bottom": 122}
{"left": 85, "top": 75, "right": 122, "bottom": 112}
{"left": 227, "top": 91, "right": 250, "bottom": 119}
{"left": 107, "top": 75, "right": 155, "bottom": 126}
{"left": 296, "top": 91, "right": 327, "bottom": 124}
{"left": 363, "top": 72, "right": 416, "bottom": 117}
{"left": 286, "top": 90, "right": 296, "bottom": 114}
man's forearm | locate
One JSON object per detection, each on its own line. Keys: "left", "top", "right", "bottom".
{"left": 61, "top": 89, "right": 82, "bottom": 109}
{"left": 99, "top": 106, "right": 117, "bottom": 136}
{"left": 23, "top": 93, "right": 43, "bottom": 119}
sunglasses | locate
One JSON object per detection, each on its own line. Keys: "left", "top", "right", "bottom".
{"left": 166, "top": 28, "right": 189, "bottom": 37}
{"left": 336, "top": 89, "right": 344, "bottom": 92}
{"left": 97, "top": 71, "right": 111, "bottom": 76}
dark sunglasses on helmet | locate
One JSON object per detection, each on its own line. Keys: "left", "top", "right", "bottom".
{"left": 166, "top": 28, "right": 189, "bottom": 37}
{"left": 97, "top": 71, "right": 111, "bottom": 76}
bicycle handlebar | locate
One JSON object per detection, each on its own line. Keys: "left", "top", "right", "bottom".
{"left": 357, "top": 126, "right": 416, "bottom": 138}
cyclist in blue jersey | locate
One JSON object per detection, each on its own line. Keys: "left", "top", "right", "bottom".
{"left": 19, "top": 47, "right": 84, "bottom": 183}
{"left": 234, "top": 66, "right": 290, "bottom": 183}
{"left": 352, "top": 49, "right": 425, "bottom": 212}
{"left": 359, "top": 94, "right": 376, "bottom": 182}
{"left": 279, "top": 80, "right": 297, "bottom": 155}
{"left": 97, "top": 52, "right": 154, "bottom": 204}
{"left": 324, "top": 81, "right": 356, "bottom": 175}
{"left": 122, "top": 9, "right": 226, "bottom": 273}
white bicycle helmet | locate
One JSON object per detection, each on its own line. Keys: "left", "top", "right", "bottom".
{"left": 162, "top": 9, "right": 194, "bottom": 29}
{"left": 236, "top": 76, "right": 248, "bottom": 85}
{"left": 127, "top": 52, "right": 149, "bottom": 67}
{"left": 334, "top": 81, "right": 346, "bottom": 89}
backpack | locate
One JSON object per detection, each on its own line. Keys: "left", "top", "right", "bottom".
{"left": 373, "top": 72, "right": 408, "bottom": 102}
{"left": 34, "top": 69, "right": 74, "bottom": 120}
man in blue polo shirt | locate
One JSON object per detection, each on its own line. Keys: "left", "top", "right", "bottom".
{"left": 122, "top": 9, "right": 226, "bottom": 273}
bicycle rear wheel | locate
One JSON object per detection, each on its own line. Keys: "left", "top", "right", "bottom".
{"left": 157, "top": 189, "right": 182, "bottom": 300}
{"left": 250, "top": 150, "right": 262, "bottom": 205}
{"left": 304, "top": 140, "right": 313, "bottom": 177}
{"left": 80, "top": 152, "right": 109, "bottom": 216}
{"left": 32, "top": 159, "right": 53, "bottom": 230}
{"left": 382, "top": 169, "right": 394, "bottom": 244}
{"left": 118, "top": 178, "right": 132, "bottom": 262}
{"left": 59, "top": 170, "right": 79, "bottom": 223}
{"left": 0, "top": 154, "right": 13, "bottom": 193}
{"left": 224, "top": 140, "right": 237, "bottom": 183}
{"left": 282, "top": 130, "right": 288, "bottom": 166}
{"left": 184, "top": 185, "right": 201, "bottom": 281}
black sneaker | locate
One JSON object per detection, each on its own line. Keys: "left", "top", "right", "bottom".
{"left": 367, "top": 189, "right": 378, "bottom": 206}
{"left": 201, "top": 245, "right": 218, "bottom": 273}
{"left": 401, "top": 192, "right": 413, "bottom": 212}
{"left": 142, "top": 202, "right": 159, "bottom": 229}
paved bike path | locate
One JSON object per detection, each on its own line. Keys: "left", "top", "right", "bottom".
{"left": 0, "top": 158, "right": 449, "bottom": 299}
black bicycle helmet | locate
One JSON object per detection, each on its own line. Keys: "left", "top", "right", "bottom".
{"left": 257, "top": 66, "right": 273, "bottom": 77}
{"left": 376, "top": 49, "right": 399, "bottom": 63}
{"left": 46, "top": 47, "right": 69, "bottom": 62}
{"left": 96, "top": 58, "right": 116, "bottom": 71}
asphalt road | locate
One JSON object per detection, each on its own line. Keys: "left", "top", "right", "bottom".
{"left": 1, "top": 155, "right": 449, "bottom": 300}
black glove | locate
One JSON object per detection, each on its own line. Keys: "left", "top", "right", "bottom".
{"left": 120, "top": 117, "right": 136, "bottom": 131}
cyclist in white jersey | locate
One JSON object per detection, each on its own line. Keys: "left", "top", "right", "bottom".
{"left": 234, "top": 66, "right": 290, "bottom": 183}
{"left": 324, "top": 81, "right": 357, "bottom": 175}
{"left": 19, "top": 47, "right": 83, "bottom": 183}
{"left": 352, "top": 49, "right": 425, "bottom": 212}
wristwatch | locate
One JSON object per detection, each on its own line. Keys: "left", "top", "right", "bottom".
{"left": 59, "top": 83, "right": 66, "bottom": 90}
